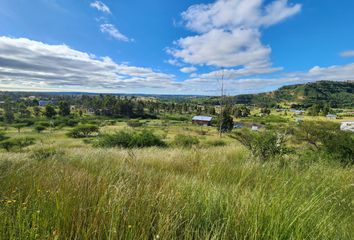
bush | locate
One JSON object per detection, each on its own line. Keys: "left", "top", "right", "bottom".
{"left": 34, "top": 125, "right": 46, "bottom": 133}
{"left": 0, "top": 132, "right": 8, "bottom": 142}
{"left": 233, "top": 129, "right": 287, "bottom": 161}
{"left": 31, "top": 147, "right": 63, "bottom": 161}
{"left": 0, "top": 137, "right": 35, "bottom": 152}
{"left": 127, "top": 120, "right": 143, "bottom": 128}
{"left": 173, "top": 134, "right": 199, "bottom": 148}
{"left": 206, "top": 139, "right": 226, "bottom": 147}
{"left": 68, "top": 124, "right": 99, "bottom": 138}
{"left": 322, "top": 131, "right": 354, "bottom": 165}
{"left": 96, "top": 130, "right": 166, "bottom": 148}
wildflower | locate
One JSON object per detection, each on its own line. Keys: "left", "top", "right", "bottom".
{"left": 128, "top": 225, "right": 132, "bottom": 229}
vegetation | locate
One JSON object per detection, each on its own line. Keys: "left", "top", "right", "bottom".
{"left": 0, "top": 84, "right": 353, "bottom": 239}
{"left": 173, "top": 134, "right": 199, "bottom": 148}
{"left": 68, "top": 124, "right": 100, "bottom": 138}
{"left": 96, "top": 130, "right": 166, "bottom": 148}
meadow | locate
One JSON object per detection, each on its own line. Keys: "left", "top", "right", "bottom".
{"left": 0, "top": 118, "right": 354, "bottom": 240}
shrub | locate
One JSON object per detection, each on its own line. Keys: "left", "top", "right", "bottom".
{"left": 173, "top": 134, "right": 199, "bottom": 148}
{"left": 0, "top": 132, "right": 8, "bottom": 142}
{"left": 68, "top": 124, "right": 99, "bottom": 138}
{"left": 31, "top": 147, "right": 62, "bottom": 161}
{"left": 36, "top": 121, "right": 50, "bottom": 127}
{"left": 0, "top": 137, "right": 35, "bottom": 152}
{"left": 233, "top": 129, "right": 287, "bottom": 161}
{"left": 96, "top": 130, "right": 166, "bottom": 148}
{"left": 34, "top": 125, "right": 46, "bottom": 133}
{"left": 127, "top": 120, "right": 143, "bottom": 128}
{"left": 322, "top": 131, "right": 354, "bottom": 165}
{"left": 12, "top": 123, "right": 27, "bottom": 133}
{"left": 206, "top": 139, "right": 226, "bottom": 147}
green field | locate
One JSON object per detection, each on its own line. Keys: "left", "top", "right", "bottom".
{"left": 1, "top": 119, "right": 353, "bottom": 240}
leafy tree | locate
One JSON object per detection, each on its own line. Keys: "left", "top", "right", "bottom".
{"left": 59, "top": 101, "right": 71, "bottom": 116}
{"left": 260, "top": 107, "right": 271, "bottom": 116}
{"left": 0, "top": 137, "right": 35, "bottom": 152}
{"left": 307, "top": 104, "right": 321, "bottom": 116}
{"left": 68, "top": 124, "right": 99, "bottom": 138}
{"left": 218, "top": 112, "right": 234, "bottom": 133}
{"left": 12, "top": 123, "right": 27, "bottom": 133}
{"left": 4, "top": 107, "right": 15, "bottom": 124}
{"left": 34, "top": 125, "right": 46, "bottom": 133}
{"left": 33, "top": 106, "right": 41, "bottom": 117}
{"left": 44, "top": 105, "right": 56, "bottom": 118}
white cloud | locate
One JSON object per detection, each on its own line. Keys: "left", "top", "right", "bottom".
{"left": 90, "top": 1, "right": 111, "bottom": 14}
{"left": 180, "top": 66, "right": 197, "bottom": 73}
{"left": 169, "top": 0, "right": 301, "bottom": 69}
{"left": 100, "top": 24, "right": 131, "bottom": 42}
{"left": 181, "top": 0, "right": 301, "bottom": 33}
{"left": 169, "top": 28, "right": 271, "bottom": 68}
{"left": 340, "top": 50, "right": 354, "bottom": 58}
{"left": 0, "top": 36, "right": 352, "bottom": 96}
{"left": 0, "top": 36, "right": 176, "bottom": 93}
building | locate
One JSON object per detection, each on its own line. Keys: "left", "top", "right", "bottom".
{"left": 290, "top": 109, "right": 305, "bottom": 115}
{"left": 251, "top": 123, "right": 264, "bottom": 131}
{"left": 326, "top": 114, "right": 337, "bottom": 120}
{"left": 38, "top": 100, "right": 53, "bottom": 106}
{"left": 192, "top": 116, "right": 213, "bottom": 126}
{"left": 340, "top": 122, "right": 354, "bottom": 132}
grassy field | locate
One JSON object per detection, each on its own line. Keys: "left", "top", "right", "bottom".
{"left": 0, "top": 120, "right": 353, "bottom": 239}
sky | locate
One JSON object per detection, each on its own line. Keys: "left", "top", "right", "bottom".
{"left": 0, "top": 0, "right": 354, "bottom": 95}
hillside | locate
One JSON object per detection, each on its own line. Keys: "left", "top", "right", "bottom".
{"left": 206, "top": 81, "right": 354, "bottom": 108}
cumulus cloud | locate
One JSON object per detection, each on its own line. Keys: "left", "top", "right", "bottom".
{"left": 100, "top": 24, "right": 131, "bottom": 42}
{"left": 0, "top": 36, "right": 176, "bottom": 92}
{"left": 0, "top": 36, "right": 353, "bottom": 95}
{"left": 180, "top": 66, "right": 197, "bottom": 73}
{"left": 168, "top": 0, "right": 301, "bottom": 69}
{"left": 340, "top": 50, "right": 354, "bottom": 58}
{"left": 90, "top": 1, "right": 111, "bottom": 14}
{"left": 169, "top": 28, "right": 271, "bottom": 68}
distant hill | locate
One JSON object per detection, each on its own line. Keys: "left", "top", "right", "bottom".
{"left": 206, "top": 81, "right": 354, "bottom": 108}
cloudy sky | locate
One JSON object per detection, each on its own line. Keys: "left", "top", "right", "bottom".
{"left": 0, "top": 0, "right": 354, "bottom": 95}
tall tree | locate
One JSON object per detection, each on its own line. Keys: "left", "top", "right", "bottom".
{"left": 59, "top": 101, "right": 71, "bottom": 116}
{"left": 44, "top": 105, "right": 56, "bottom": 118}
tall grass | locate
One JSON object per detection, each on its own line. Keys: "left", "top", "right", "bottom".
{"left": 0, "top": 146, "right": 353, "bottom": 239}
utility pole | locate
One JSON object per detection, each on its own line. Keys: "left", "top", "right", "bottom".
{"left": 218, "top": 67, "right": 225, "bottom": 138}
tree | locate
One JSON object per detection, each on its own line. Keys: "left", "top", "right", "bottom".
{"left": 0, "top": 137, "right": 35, "bottom": 152}
{"left": 44, "top": 105, "right": 56, "bottom": 118}
{"left": 59, "top": 101, "right": 71, "bottom": 116}
{"left": 68, "top": 124, "right": 99, "bottom": 138}
{"left": 12, "top": 123, "right": 27, "bottom": 133}
{"left": 217, "top": 111, "right": 234, "bottom": 133}
{"left": 260, "top": 107, "right": 271, "bottom": 116}
{"left": 34, "top": 125, "right": 46, "bottom": 133}
{"left": 4, "top": 106, "right": 15, "bottom": 124}
{"left": 307, "top": 104, "right": 321, "bottom": 116}
{"left": 33, "top": 106, "right": 41, "bottom": 117}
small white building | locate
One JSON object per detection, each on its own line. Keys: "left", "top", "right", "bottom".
{"left": 340, "top": 122, "right": 354, "bottom": 132}
{"left": 326, "top": 114, "right": 337, "bottom": 120}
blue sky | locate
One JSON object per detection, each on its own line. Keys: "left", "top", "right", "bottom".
{"left": 0, "top": 0, "right": 354, "bottom": 95}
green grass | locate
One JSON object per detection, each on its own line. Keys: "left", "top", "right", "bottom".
{"left": 0, "top": 144, "right": 353, "bottom": 239}
{"left": 0, "top": 119, "right": 353, "bottom": 239}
